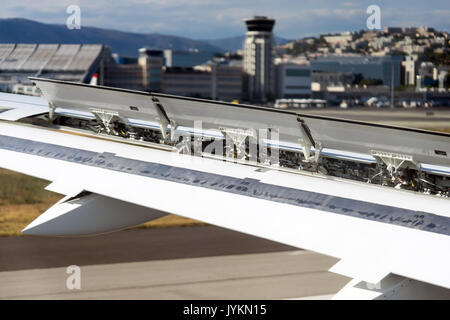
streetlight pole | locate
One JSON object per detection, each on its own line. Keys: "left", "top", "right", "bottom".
{"left": 391, "top": 63, "right": 394, "bottom": 108}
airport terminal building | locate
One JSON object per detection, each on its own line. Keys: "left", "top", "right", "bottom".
{"left": 310, "top": 55, "right": 402, "bottom": 87}
{"left": 0, "top": 43, "right": 244, "bottom": 102}
{"left": 0, "top": 44, "right": 109, "bottom": 92}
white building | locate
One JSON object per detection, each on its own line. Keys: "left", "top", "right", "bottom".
{"left": 163, "top": 63, "right": 243, "bottom": 101}
{"left": 401, "top": 55, "right": 416, "bottom": 86}
{"left": 324, "top": 33, "right": 353, "bottom": 45}
{"left": 194, "top": 62, "right": 243, "bottom": 101}
{"left": 275, "top": 63, "right": 312, "bottom": 98}
{"left": 139, "top": 48, "right": 164, "bottom": 92}
{"left": 243, "top": 16, "right": 276, "bottom": 101}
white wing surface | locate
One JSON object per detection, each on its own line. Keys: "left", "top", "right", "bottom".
{"left": 0, "top": 81, "right": 449, "bottom": 299}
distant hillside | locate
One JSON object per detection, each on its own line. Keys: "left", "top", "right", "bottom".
{"left": 203, "top": 35, "right": 290, "bottom": 53}
{"left": 0, "top": 18, "right": 224, "bottom": 56}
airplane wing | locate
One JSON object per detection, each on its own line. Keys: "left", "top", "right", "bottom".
{"left": 0, "top": 78, "right": 449, "bottom": 299}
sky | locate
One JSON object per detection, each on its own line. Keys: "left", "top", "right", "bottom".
{"left": 1, "top": 0, "right": 449, "bottom": 40}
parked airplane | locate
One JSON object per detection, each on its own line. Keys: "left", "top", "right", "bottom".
{"left": 0, "top": 77, "right": 449, "bottom": 299}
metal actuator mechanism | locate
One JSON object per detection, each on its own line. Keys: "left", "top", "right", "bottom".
{"left": 48, "top": 102, "right": 56, "bottom": 122}
{"left": 220, "top": 127, "right": 256, "bottom": 160}
{"left": 297, "top": 117, "right": 322, "bottom": 164}
{"left": 90, "top": 108, "right": 120, "bottom": 134}
{"left": 371, "top": 150, "right": 416, "bottom": 174}
{"left": 151, "top": 96, "right": 177, "bottom": 141}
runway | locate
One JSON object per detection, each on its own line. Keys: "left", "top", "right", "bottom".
{"left": 0, "top": 226, "right": 295, "bottom": 271}
{"left": 0, "top": 250, "right": 348, "bottom": 300}
{"left": 0, "top": 226, "right": 349, "bottom": 299}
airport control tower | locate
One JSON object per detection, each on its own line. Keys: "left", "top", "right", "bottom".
{"left": 243, "top": 16, "right": 276, "bottom": 102}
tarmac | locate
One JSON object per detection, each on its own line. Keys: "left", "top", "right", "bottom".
{"left": 0, "top": 226, "right": 349, "bottom": 299}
